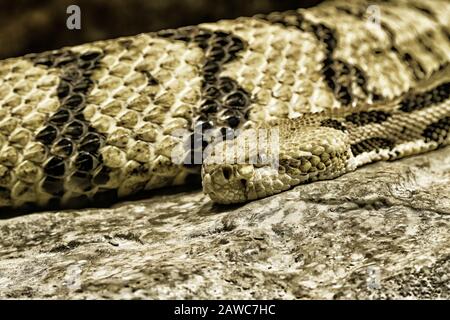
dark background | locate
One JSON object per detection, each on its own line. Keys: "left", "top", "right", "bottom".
{"left": 0, "top": 0, "right": 321, "bottom": 60}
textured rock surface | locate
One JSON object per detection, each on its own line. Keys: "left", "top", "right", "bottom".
{"left": 0, "top": 146, "right": 449, "bottom": 299}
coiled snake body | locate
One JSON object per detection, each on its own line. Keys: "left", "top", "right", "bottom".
{"left": 0, "top": 0, "right": 449, "bottom": 209}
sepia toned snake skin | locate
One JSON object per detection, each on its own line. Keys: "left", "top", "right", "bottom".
{"left": 0, "top": 0, "right": 449, "bottom": 209}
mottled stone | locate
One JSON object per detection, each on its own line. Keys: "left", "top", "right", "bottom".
{"left": 0, "top": 146, "right": 449, "bottom": 299}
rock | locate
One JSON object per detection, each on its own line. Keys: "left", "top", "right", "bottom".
{"left": 0, "top": 146, "right": 449, "bottom": 299}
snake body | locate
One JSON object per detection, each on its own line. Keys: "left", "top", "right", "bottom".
{"left": 0, "top": 0, "right": 449, "bottom": 209}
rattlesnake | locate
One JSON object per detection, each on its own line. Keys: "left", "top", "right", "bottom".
{"left": 0, "top": 0, "right": 449, "bottom": 209}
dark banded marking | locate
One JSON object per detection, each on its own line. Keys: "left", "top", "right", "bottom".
{"left": 422, "top": 116, "right": 450, "bottom": 145}
{"left": 379, "top": 21, "right": 396, "bottom": 45}
{"left": 320, "top": 119, "right": 347, "bottom": 132}
{"left": 26, "top": 50, "right": 107, "bottom": 200}
{"left": 402, "top": 52, "right": 426, "bottom": 80}
{"left": 377, "top": 10, "right": 414, "bottom": 72}
{"left": 442, "top": 27, "right": 450, "bottom": 41}
{"left": 399, "top": 81, "right": 450, "bottom": 113}
{"left": 378, "top": 7, "right": 430, "bottom": 81}
{"left": 352, "top": 64, "right": 369, "bottom": 96}
{"left": 416, "top": 31, "right": 447, "bottom": 67}
{"left": 324, "top": 6, "right": 383, "bottom": 102}
{"left": 334, "top": 3, "right": 369, "bottom": 19}
{"left": 330, "top": 3, "right": 392, "bottom": 101}
{"left": 345, "top": 110, "right": 391, "bottom": 126}
{"left": 307, "top": 21, "right": 371, "bottom": 106}
{"left": 411, "top": 3, "right": 437, "bottom": 21}
{"left": 417, "top": 33, "right": 437, "bottom": 55}
{"left": 322, "top": 5, "right": 375, "bottom": 99}
{"left": 158, "top": 27, "right": 251, "bottom": 167}
{"left": 259, "top": 12, "right": 369, "bottom": 106}
{"left": 334, "top": 6, "right": 357, "bottom": 17}
{"left": 350, "top": 137, "right": 396, "bottom": 157}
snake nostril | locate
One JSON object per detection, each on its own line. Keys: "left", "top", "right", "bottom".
{"left": 240, "top": 179, "right": 247, "bottom": 188}
{"left": 222, "top": 167, "right": 232, "bottom": 180}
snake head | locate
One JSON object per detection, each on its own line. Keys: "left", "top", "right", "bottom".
{"left": 202, "top": 124, "right": 351, "bottom": 204}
